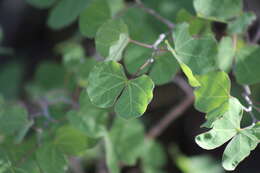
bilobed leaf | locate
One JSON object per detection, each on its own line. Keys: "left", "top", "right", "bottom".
{"left": 87, "top": 61, "right": 154, "bottom": 119}
{"left": 227, "top": 12, "right": 256, "bottom": 35}
{"left": 172, "top": 23, "right": 218, "bottom": 75}
{"left": 234, "top": 45, "right": 260, "bottom": 85}
{"left": 87, "top": 61, "right": 127, "bottom": 108}
{"left": 54, "top": 125, "right": 98, "bottom": 156}
{"left": 95, "top": 19, "right": 129, "bottom": 61}
{"left": 194, "top": 71, "right": 231, "bottom": 113}
{"left": 222, "top": 129, "right": 258, "bottom": 171}
{"left": 216, "top": 37, "right": 235, "bottom": 72}
{"left": 79, "top": 0, "right": 111, "bottom": 38}
{"left": 26, "top": 0, "right": 57, "bottom": 9}
{"left": 195, "top": 97, "right": 242, "bottom": 150}
{"left": 109, "top": 118, "right": 145, "bottom": 165}
{"left": 47, "top": 0, "right": 90, "bottom": 29}
{"left": 36, "top": 144, "right": 68, "bottom": 173}
{"left": 193, "top": 0, "right": 243, "bottom": 22}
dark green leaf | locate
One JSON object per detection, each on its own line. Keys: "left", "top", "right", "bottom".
{"left": 79, "top": 0, "right": 111, "bottom": 38}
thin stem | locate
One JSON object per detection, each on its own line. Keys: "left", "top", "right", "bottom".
{"left": 146, "top": 76, "right": 194, "bottom": 139}
{"left": 129, "top": 39, "right": 169, "bottom": 52}
{"left": 135, "top": 0, "right": 174, "bottom": 29}
{"left": 132, "top": 34, "right": 167, "bottom": 76}
{"left": 242, "top": 85, "right": 258, "bottom": 124}
{"left": 129, "top": 39, "right": 153, "bottom": 49}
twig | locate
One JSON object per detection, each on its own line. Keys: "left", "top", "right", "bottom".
{"left": 242, "top": 85, "right": 258, "bottom": 124}
{"left": 146, "top": 76, "right": 194, "bottom": 139}
{"left": 135, "top": 0, "right": 174, "bottom": 29}
{"left": 129, "top": 39, "right": 154, "bottom": 49}
{"left": 133, "top": 34, "right": 166, "bottom": 76}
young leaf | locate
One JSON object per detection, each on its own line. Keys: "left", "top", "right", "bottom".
{"left": 36, "top": 144, "right": 68, "bottom": 173}
{"left": 47, "top": 0, "right": 90, "bottom": 29}
{"left": 26, "top": 0, "right": 57, "bottom": 9}
{"left": 193, "top": 0, "right": 243, "bottom": 22}
{"left": 79, "top": 0, "right": 111, "bottom": 38}
{"left": 87, "top": 61, "right": 154, "bottom": 119}
{"left": 234, "top": 45, "right": 260, "bottom": 85}
{"left": 95, "top": 19, "right": 129, "bottom": 61}
{"left": 195, "top": 97, "right": 242, "bottom": 150}
{"left": 194, "top": 71, "right": 231, "bottom": 113}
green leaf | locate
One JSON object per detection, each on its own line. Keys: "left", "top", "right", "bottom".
{"left": 251, "top": 122, "right": 260, "bottom": 139}
{"left": 216, "top": 37, "right": 235, "bottom": 72}
{"left": 87, "top": 61, "right": 127, "bottom": 108}
{"left": 109, "top": 118, "right": 145, "bottom": 165}
{"left": 0, "top": 105, "right": 29, "bottom": 136}
{"left": 193, "top": 0, "right": 243, "bottom": 22}
{"left": 26, "top": 0, "right": 57, "bottom": 9}
{"left": 166, "top": 40, "right": 200, "bottom": 87}
{"left": 104, "top": 132, "right": 120, "bottom": 173}
{"left": 95, "top": 19, "right": 129, "bottom": 61}
{"left": 87, "top": 61, "right": 154, "bottom": 119}
{"left": 47, "top": 0, "right": 90, "bottom": 29}
{"left": 227, "top": 12, "right": 256, "bottom": 35}
{"left": 195, "top": 97, "right": 243, "bottom": 150}
{"left": 79, "top": 0, "right": 111, "bottom": 38}
{"left": 107, "top": 0, "right": 124, "bottom": 16}
{"left": 124, "top": 45, "right": 179, "bottom": 85}
{"left": 0, "top": 62, "right": 24, "bottom": 99}
{"left": 194, "top": 71, "right": 231, "bottom": 113}
{"left": 121, "top": 7, "right": 157, "bottom": 42}
{"left": 34, "top": 62, "right": 67, "bottom": 90}
{"left": 36, "top": 144, "right": 68, "bottom": 173}
{"left": 222, "top": 129, "right": 258, "bottom": 171}
{"left": 172, "top": 23, "right": 218, "bottom": 75}
{"left": 67, "top": 91, "right": 108, "bottom": 138}
{"left": 176, "top": 9, "right": 212, "bottom": 36}
{"left": 234, "top": 45, "right": 260, "bottom": 85}
{"left": 141, "top": 140, "right": 166, "bottom": 173}
{"left": 115, "top": 75, "right": 154, "bottom": 119}
{"left": 54, "top": 125, "right": 98, "bottom": 156}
